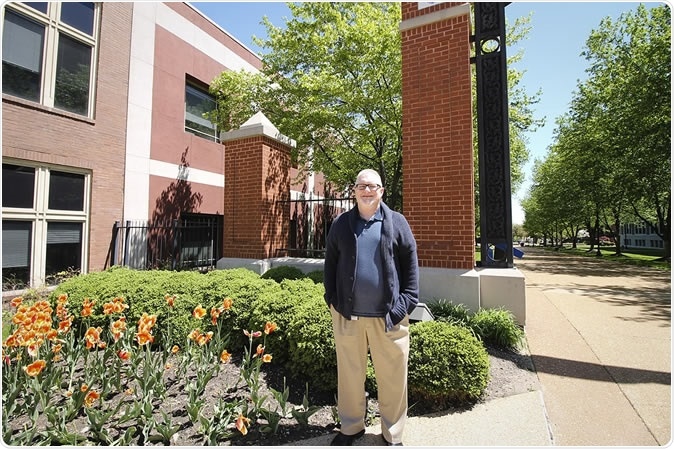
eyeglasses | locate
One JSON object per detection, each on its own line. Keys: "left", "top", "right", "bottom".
{"left": 354, "top": 184, "right": 382, "bottom": 191}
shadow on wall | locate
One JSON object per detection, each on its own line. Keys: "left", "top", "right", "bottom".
{"left": 148, "top": 147, "right": 204, "bottom": 265}
{"left": 262, "top": 143, "right": 290, "bottom": 258}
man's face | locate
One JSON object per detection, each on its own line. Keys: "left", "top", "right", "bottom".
{"left": 354, "top": 172, "right": 384, "bottom": 209}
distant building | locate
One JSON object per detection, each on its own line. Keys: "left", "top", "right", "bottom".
{"left": 620, "top": 222, "right": 665, "bottom": 250}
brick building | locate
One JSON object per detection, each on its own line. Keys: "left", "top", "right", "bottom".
{"left": 2, "top": 2, "right": 325, "bottom": 288}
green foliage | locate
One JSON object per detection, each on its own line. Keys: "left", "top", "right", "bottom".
{"left": 408, "top": 321, "right": 490, "bottom": 407}
{"left": 285, "top": 296, "right": 337, "bottom": 392}
{"left": 305, "top": 270, "right": 324, "bottom": 284}
{"left": 201, "top": 269, "right": 280, "bottom": 350}
{"left": 522, "top": 5, "right": 670, "bottom": 257}
{"left": 247, "top": 278, "right": 322, "bottom": 364}
{"left": 469, "top": 308, "right": 525, "bottom": 350}
{"left": 261, "top": 266, "right": 307, "bottom": 283}
{"left": 426, "top": 300, "right": 472, "bottom": 327}
{"left": 48, "top": 267, "right": 279, "bottom": 348}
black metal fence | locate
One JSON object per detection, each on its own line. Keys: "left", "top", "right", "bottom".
{"left": 110, "top": 215, "right": 223, "bottom": 270}
{"left": 276, "top": 196, "right": 354, "bottom": 258}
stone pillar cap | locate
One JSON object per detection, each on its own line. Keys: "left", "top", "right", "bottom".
{"left": 220, "top": 111, "right": 296, "bottom": 148}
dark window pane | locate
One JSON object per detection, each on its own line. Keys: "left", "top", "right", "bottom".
{"left": 2, "top": 10, "right": 44, "bottom": 101}
{"left": 49, "top": 171, "right": 84, "bottom": 211}
{"left": 46, "top": 222, "right": 82, "bottom": 278}
{"left": 185, "top": 84, "right": 219, "bottom": 142}
{"left": 2, "top": 221, "right": 32, "bottom": 268}
{"left": 54, "top": 33, "right": 91, "bottom": 115}
{"left": 24, "top": 2, "right": 48, "bottom": 14}
{"left": 60, "top": 2, "right": 95, "bottom": 36}
{"left": 2, "top": 164, "right": 35, "bottom": 208}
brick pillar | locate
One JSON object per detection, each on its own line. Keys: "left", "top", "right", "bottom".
{"left": 222, "top": 112, "right": 292, "bottom": 259}
{"left": 401, "top": 2, "right": 474, "bottom": 270}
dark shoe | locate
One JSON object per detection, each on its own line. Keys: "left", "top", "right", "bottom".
{"left": 330, "top": 429, "right": 365, "bottom": 446}
{"left": 381, "top": 434, "right": 403, "bottom": 446}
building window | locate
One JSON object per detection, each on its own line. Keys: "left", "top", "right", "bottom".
{"left": 185, "top": 81, "right": 220, "bottom": 143}
{"left": 1, "top": 2, "right": 98, "bottom": 117}
{"left": 2, "top": 162, "right": 90, "bottom": 289}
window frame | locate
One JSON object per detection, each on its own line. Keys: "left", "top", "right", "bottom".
{"left": 1, "top": 2, "right": 100, "bottom": 118}
{"left": 184, "top": 79, "right": 221, "bottom": 143}
{"left": 2, "top": 159, "right": 91, "bottom": 288}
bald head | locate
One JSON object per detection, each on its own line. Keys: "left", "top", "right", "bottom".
{"left": 355, "top": 169, "right": 382, "bottom": 186}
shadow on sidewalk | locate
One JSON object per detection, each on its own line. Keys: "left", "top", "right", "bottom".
{"left": 531, "top": 354, "right": 671, "bottom": 385}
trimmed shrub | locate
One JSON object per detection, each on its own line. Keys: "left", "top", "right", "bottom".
{"left": 286, "top": 296, "right": 337, "bottom": 392}
{"left": 48, "top": 267, "right": 280, "bottom": 349}
{"left": 201, "top": 269, "right": 281, "bottom": 351}
{"left": 469, "top": 307, "right": 524, "bottom": 350}
{"left": 306, "top": 270, "right": 324, "bottom": 284}
{"left": 408, "top": 321, "right": 489, "bottom": 407}
{"left": 247, "top": 278, "right": 323, "bottom": 364}
{"left": 261, "top": 266, "right": 306, "bottom": 283}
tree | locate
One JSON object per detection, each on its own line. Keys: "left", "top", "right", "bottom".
{"left": 521, "top": 4, "right": 670, "bottom": 259}
{"left": 211, "top": 3, "right": 539, "bottom": 213}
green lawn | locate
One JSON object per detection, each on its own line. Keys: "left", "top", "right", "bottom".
{"left": 552, "top": 244, "right": 670, "bottom": 271}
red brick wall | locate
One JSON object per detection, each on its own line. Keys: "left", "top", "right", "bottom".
{"left": 223, "top": 136, "right": 290, "bottom": 259}
{"left": 401, "top": 2, "right": 475, "bottom": 269}
{"left": 1, "top": 3, "right": 133, "bottom": 273}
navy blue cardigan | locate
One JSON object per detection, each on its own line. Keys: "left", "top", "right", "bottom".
{"left": 324, "top": 202, "right": 419, "bottom": 331}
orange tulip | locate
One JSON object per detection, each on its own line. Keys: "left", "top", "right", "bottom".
{"left": 188, "top": 329, "right": 200, "bottom": 342}
{"left": 136, "top": 331, "right": 154, "bottom": 346}
{"left": 84, "top": 390, "right": 100, "bottom": 408}
{"left": 81, "top": 384, "right": 89, "bottom": 392}
{"left": 210, "top": 307, "right": 221, "bottom": 325}
{"left": 193, "top": 305, "right": 207, "bottom": 320}
{"left": 84, "top": 327, "right": 102, "bottom": 350}
{"left": 81, "top": 298, "right": 95, "bottom": 317}
{"left": 262, "top": 354, "right": 273, "bottom": 363}
{"left": 165, "top": 294, "right": 175, "bottom": 308}
{"left": 264, "top": 321, "right": 278, "bottom": 335}
{"left": 255, "top": 344, "right": 265, "bottom": 357}
{"left": 222, "top": 297, "right": 233, "bottom": 310}
{"left": 24, "top": 359, "right": 46, "bottom": 376}
{"left": 220, "top": 350, "right": 231, "bottom": 363}
{"left": 10, "top": 297, "right": 22, "bottom": 308}
{"left": 118, "top": 349, "right": 131, "bottom": 361}
{"left": 171, "top": 345, "right": 180, "bottom": 354}
{"left": 235, "top": 413, "right": 251, "bottom": 435}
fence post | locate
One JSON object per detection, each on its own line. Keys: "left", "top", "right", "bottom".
{"left": 112, "top": 221, "right": 120, "bottom": 266}
{"left": 172, "top": 219, "right": 179, "bottom": 270}
{"left": 123, "top": 220, "right": 131, "bottom": 267}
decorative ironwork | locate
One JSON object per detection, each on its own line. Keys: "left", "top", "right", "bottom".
{"left": 473, "top": 2, "right": 514, "bottom": 268}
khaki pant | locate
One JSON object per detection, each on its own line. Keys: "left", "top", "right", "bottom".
{"left": 330, "top": 306, "right": 410, "bottom": 444}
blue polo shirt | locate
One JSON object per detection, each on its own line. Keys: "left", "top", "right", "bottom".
{"left": 351, "top": 208, "right": 386, "bottom": 317}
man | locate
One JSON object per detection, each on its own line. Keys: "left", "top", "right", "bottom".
{"left": 324, "top": 169, "right": 419, "bottom": 446}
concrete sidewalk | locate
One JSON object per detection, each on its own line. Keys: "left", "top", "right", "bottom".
{"left": 290, "top": 390, "right": 552, "bottom": 446}
{"left": 288, "top": 247, "right": 670, "bottom": 446}
{"left": 520, "top": 246, "right": 671, "bottom": 446}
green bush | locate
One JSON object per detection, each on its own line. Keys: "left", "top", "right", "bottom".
{"left": 261, "top": 265, "right": 306, "bottom": 283}
{"left": 286, "top": 296, "right": 337, "bottom": 392}
{"left": 247, "top": 278, "right": 322, "bottom": 364}
{"left": 48, "top": 267, "right": 280, "bottom": 349}
{"left": 408, "top": 321, "right": 489, "bottom": 407}
{"left": 306, "top": 270, "right": 324, "bottom": 284}
{"left": 469, "top": 307, "right": 524, "bottom": 350}
{"left": 426, "top": 299, "right": 472, "bottom": 327}
{"left": 201, "top": 269, "right": 281, "bottom": 351}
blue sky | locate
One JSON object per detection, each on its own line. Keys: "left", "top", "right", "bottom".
{"left": 190, "top": 1, "right": 663, "bottom": 224}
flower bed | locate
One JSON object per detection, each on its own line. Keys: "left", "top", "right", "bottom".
{"left": 2, "top": 294, "right": 323, "bottom": 445}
